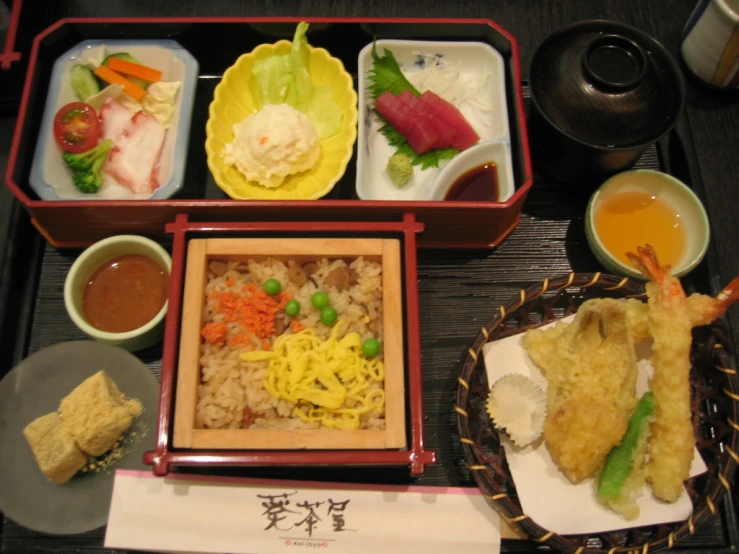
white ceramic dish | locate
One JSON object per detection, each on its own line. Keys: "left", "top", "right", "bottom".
{"left": 428, "top": 140, "right": 515, "bottom": 202}
{"left": 29, "top": 39, "right": 198, "bottom": 201}
{"left": 64, "top": 235, "right": 172, "bottom": 351}
{"left": 355, "top": 39, "right": 511, "bottom": 201}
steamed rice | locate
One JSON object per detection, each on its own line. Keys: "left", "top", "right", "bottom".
{"left": 196, "top": 256, "right": 385, "bottom": 431}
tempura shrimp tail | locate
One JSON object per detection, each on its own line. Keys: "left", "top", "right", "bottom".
{"left": 626, "top": 244, "right": 684, "bottom": 297}
{"left": 688, "top": 276, "right": 739, "bottom": 327}
{"left": 627, "top": 244, "right": 694, "bottom": 503}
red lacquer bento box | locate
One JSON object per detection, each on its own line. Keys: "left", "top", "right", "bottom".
{"left": 4, "top": 17, "right": 532, "bottom": 249}
{"left": 144, "top": 213, "right": 436, "bottom": 475}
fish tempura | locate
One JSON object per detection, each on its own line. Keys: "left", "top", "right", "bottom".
{"left": 523, "top": 298, "right": 639, "bottom": 483}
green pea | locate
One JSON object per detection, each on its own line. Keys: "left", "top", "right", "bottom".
{"left": 285, "top": 299, "right": 301, "bottom": 317}
{"left": 263, "top": 279, "right": 282, "bottom": 296}
{"left": 363, "top": 338, "right": 381, "bottom": 358}
{"left": 311, "top": 291, "right": 329, "bottom": 309}
{"left": 320, "top": 306, "right": 338, "bottom": 326}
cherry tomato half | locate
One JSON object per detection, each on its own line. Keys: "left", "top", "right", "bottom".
{"left": 53, "top": 102, "right": 101, "bottom": 153}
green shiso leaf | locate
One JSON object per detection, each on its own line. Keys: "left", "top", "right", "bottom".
{"left": 378, "top": 120, "right": 458, "bottom": 170}
{"left": 368, "top": 42, "right": 420, "bottom": 98}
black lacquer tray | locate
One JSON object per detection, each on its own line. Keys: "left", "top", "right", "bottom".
{"left": 1, "top": 99, "right": 737, "bottom": 552}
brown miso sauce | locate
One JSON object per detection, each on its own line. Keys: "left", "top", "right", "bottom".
{"left": 83, "top": 254, "right": 168, "bottom": 333}
{"left": 444, "top": 162, "right": 499, "bottom": 202}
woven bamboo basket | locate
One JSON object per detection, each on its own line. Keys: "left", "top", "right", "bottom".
{"left": 455, "top": 272, "right": 739, "bottom": 553}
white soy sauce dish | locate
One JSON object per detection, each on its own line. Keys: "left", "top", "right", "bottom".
{"left": 427, "top": 140, "right": 515, "bottom": 202}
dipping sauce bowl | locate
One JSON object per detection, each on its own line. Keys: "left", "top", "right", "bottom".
{"left": 585, "top": 170, "right": 710, "bottom": 279}
{"left": 64, "top": 235, "right": 172, "bottom": 351}
{"left": 428, "top": 141, "right": 515, "bottom": 202}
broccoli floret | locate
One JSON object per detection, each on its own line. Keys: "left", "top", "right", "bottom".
{"left": 386, "top": 153, "right": 413, "bottom": 187}
{"left": 61, "top": 139, "right": 114, "bottom": 194}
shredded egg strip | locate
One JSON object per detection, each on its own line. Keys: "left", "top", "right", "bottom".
{"left": 239, "top": 321, "right": 385, "bottom": 430}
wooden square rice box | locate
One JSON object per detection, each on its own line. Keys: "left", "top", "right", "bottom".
{"left": 173, "top": 237, "right": 406, "bottom": 450}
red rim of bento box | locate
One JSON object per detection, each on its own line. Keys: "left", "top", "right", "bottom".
{"left": 3, "top": 16, "right": 533, "bottom": 214}
{"left": 143, "top": 212, "right": 437, "bottom": 475}
{"left": 0, "top": 0, "right": 23, "bottom": 69}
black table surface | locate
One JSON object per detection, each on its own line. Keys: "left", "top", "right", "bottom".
{"left": 1, "top": 0, "right": 739, "bottom": 552}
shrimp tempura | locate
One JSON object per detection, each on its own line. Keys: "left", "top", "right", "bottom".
{"left": 627, "top": 245, "right": 694, "bottom": 502}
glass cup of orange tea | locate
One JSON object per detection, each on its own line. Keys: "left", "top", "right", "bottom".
{"left": 585, "top": 170, "right": 710, "bottom": 279}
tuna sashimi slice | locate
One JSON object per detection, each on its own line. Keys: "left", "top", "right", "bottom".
{"left": 420, "top": 91, "right": 480, "bottom": 150}
{"left": 376, "top": 91, "right": 413, "bottom": 136}
{"left": 375, "top": 90, "right": 438, "bottom": 154}
{"left": 397, "top": 90, "right": 457, "bottom": 150}
{"left": 103, "top": 111, "right": 166, "bottom": 194}
{"left": 100, "top": 100, "right": 133, "bottom": 142}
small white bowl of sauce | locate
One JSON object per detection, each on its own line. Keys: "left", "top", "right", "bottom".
{"left": 427, "top": 140, "right": 515, "bottom": 202}
{"left": 64, "top": 235, "right": 171, "bottom": 351}
{"left": 585, "top": 169, "right": 710, "bottom": 279}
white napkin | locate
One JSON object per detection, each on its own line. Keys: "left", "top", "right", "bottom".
{"left": 482, "top": 315, "right": 707, "bottom": 535}
{"left": 105, "top": 469, "right": 502, "bottom": 554}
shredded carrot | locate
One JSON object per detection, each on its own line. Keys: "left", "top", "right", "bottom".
{"left": 93, "top": 65, "right": 147, "bottom": 101}
{"left": 201, "top": 322, "right": 228, "bottom": 345}
{"left": 208, "top": 282, "right": 288, "bottom": 349}
{"left": 106, "top": 57, "right": 163, "bottom": 83}
{"left": 226, "top": 277, "right": 235, "bottom": 287}
{"left": 290, "top": 320, "right": 305, "bottom": 333}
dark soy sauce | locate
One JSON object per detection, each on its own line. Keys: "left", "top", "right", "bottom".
{"left": 444, "top": 162, "right": 499, "bottom": 202}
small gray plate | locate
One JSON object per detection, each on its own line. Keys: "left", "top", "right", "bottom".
{"left": 0, "top": 341, "right": 160, "bottom": 535}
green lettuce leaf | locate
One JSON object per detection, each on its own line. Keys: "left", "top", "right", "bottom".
{"left": 248, "top": 22, "right": 342, "bottom": 140}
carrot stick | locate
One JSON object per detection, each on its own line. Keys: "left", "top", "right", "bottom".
{"left": 106, "top": 57, "right": 163, "bottom": 83}
{"left": 93, "top": 66, "right": 147, "bottom": 101}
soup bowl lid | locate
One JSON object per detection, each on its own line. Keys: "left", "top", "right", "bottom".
{"left": 529, "top": 20, "right": 685, "bottom": 150}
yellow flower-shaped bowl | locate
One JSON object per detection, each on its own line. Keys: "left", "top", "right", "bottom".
{"left": 205, "top": 41, "right": 358, "bottom": 200}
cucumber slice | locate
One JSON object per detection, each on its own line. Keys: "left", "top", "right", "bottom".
{"left": 102, "top": 52, "right": 142, "bottom": 65}
{"left": 101, "top": 52, "right": 150, "bottom": 90}
{"left": 70, "top": 64, "right": 100, "bottom": 101}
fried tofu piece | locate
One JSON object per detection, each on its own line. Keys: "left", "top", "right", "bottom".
{"left": 23, "top": 412, "right": 87, "bottom": 484}
{"left": 58, "top": 370, "right": 142, "bottom": 456}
